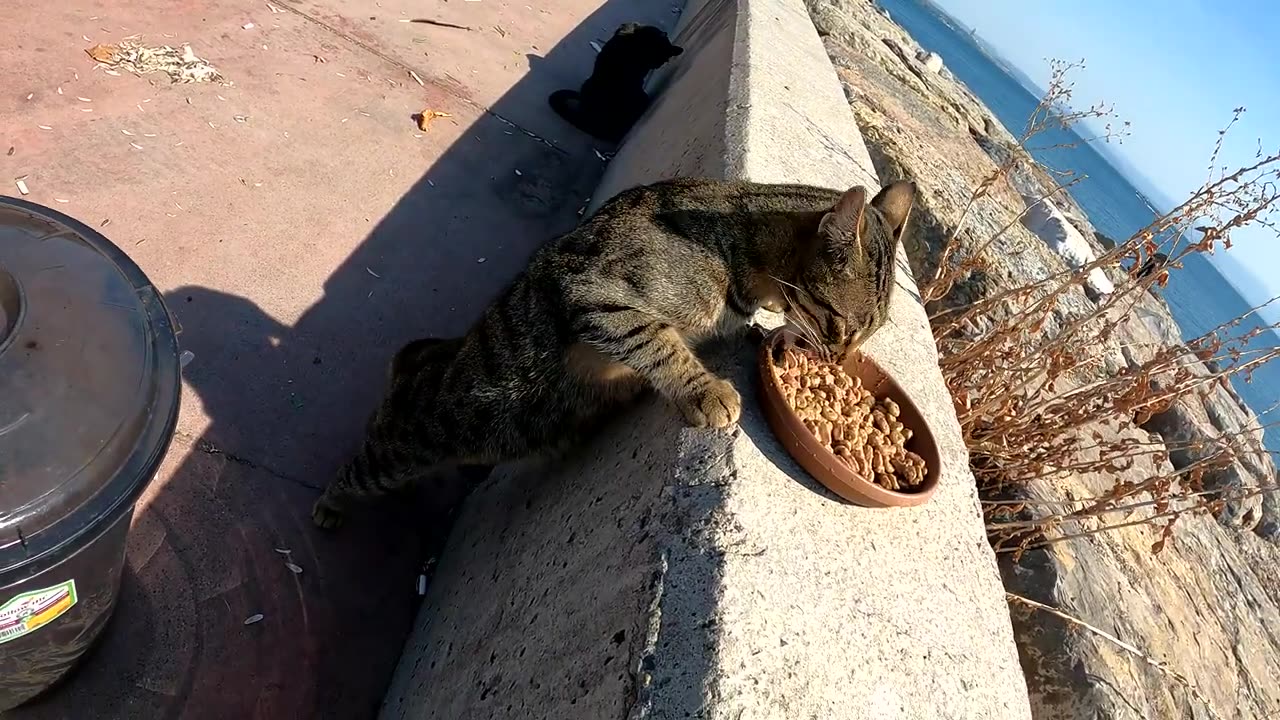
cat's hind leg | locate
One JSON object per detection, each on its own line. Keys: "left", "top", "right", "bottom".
{"left": 313, "top": 337, "right": 460, "bottom": 530}
{"left": 311, "top": 431, "right": 442, "bottom": 530}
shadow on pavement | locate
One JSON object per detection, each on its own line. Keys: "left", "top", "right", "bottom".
{"left": 8, "top": 2, "right": 677, "bottom": 718}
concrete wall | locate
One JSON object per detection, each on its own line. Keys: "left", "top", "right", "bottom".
{"left": 380, "top": 0, "right": 1033, "bottom": 718}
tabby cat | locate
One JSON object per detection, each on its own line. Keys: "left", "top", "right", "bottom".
{"left": 313, "top": 177, "right": 915, "bottom": 528}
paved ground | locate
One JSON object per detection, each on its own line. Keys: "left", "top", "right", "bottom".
{"left": 2, "top": 0, "right": 676, "bottom": 716}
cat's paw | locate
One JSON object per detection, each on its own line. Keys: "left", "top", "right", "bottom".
{"left": 311, "top": 496, "right": 346, "bottom": 531}
{"left": 677, "top": 377, "right": 742, "bottom": 429}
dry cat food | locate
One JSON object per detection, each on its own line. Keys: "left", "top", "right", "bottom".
{"left": 774, "top": 347, "right": 927, "bottom": 491}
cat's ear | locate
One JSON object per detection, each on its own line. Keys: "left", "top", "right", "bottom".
{"left": 815, "top": 186, "right": 868, "bottom": 267}
{"left": 819, "top": 186, "right": 868, "bottom": 245}
{"left": 668, "top": 44, "right": 684, "bottom": 58}
{"left": 870, "top": 180, "right": 916, "bottom": 240}
{"left": 615, "top": 22, "right": 641, "bottom": 37}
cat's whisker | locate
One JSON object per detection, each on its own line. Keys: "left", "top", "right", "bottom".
{"left": 768, "top": 274, "right": 805, "bottom": 294}
{"left": 772, "top": 276, "right": 831, "bottom": 358}
{"left": 776, "top": 285, "right": 822, "bottom": 350}
{"left": 785, "top": 308, "right": 824, "bottom": 354}
{"left": 796, "top": 315, "right": 824, "bottom": 354}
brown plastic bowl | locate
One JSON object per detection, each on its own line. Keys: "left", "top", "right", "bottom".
{"left": 757, "top": 328, "right": 941, "bottom": 507}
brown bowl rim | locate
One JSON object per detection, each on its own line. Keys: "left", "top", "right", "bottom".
{"left": 756, "top": 328, "right": 941, "bottom": 508}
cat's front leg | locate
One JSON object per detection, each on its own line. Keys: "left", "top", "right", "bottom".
{"left": 580, "top": 310, "right": 741, "bottom": 428}
{"left": 673, "top": 372, "right": 741, "bottom": 429}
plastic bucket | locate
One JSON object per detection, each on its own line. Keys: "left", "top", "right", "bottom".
{"left": 0, "top": 197, "right": 181, "bottom": 710}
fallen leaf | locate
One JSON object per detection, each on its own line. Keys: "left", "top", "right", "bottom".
{"left": 26, "top": 93, "right": 33, "bottom": 100}
{"left": 77, "top": 96, "right": 92, "bottom": 102}
{"left": 6, "top": 146, "right": 13, "bottom": 156}
{"left": 285, "top": 563, "right": 303, "bottom": 575}
{"left": 408, "top": 69, "right": 424, "bottom": 86}
{"left": 15, "top": 179, "right": 30, "bottom": 195}
{"left": 85, "top": 43, "right": 119, "bottom": 64}
{"left": 57, "top": 87, "right": 64, "bottom": 95}
{"left": 130, "top": 142, "right": 143, "bottom": 150}
{"left": 121, "top": 129, "right": 135, "bottom": 136}
{"left": 100, "top": 218, "right": 111, "bottom": 227}
{"left": 243, "top": 614, "right": 264, "bottom": 625}
{"left": 415, "top": 109, "right": 451, "bottom": 132}
{"left": 54, "top": 198, "right": 69, "bottom": 203}
{"left": 242, "top": 22, "right": 255, "bottom": 30}
{"left": 37, "top": 125, "right": 52, "bottom": 130}
{"left": 366, "top": 267, "right": 381, "bottom": 278}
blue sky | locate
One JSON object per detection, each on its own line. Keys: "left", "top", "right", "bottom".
{"left": 934, "top": 0, "right": 1280, "bottom": 309}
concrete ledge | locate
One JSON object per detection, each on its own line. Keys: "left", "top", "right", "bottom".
{"left": 380, "top": 0, "right": 1032, "bottom": 717}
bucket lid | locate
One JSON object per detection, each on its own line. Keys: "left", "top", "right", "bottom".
{"left": 0, "top": 197, "right": 180, "bottom": 576}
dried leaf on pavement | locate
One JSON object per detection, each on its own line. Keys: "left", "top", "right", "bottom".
{"left": 415, "top": 109, "right": 452, "bottom": 132}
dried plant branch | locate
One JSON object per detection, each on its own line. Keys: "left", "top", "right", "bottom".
{"left": 1006, "top": 593, "right": 1225, "bottom": 720}
{"left": 915, "top": 57, "right": 1279, "bottom": 554}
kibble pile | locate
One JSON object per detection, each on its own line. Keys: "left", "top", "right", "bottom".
{"left": 774, "top": 347, "right": 928, "bottom": 491}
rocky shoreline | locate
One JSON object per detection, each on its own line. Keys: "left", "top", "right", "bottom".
{"left": 805, "top": 0, "right": 1280, "bottom": 717}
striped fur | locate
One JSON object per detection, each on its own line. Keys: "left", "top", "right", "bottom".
{"left": 313, "top": 177, "right": 914, "bottom": 529}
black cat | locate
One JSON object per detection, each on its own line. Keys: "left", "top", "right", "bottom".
{"left": 548, "top": 23, "right": 683, "bottom": 143}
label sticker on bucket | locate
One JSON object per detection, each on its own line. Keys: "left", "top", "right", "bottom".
{"left": 0, "top": 580, "right": 78, "bottom": 645}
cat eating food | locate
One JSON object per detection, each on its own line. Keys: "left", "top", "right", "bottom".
{"left": 313, "top": 178, "right": 915, "bottom": 529}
